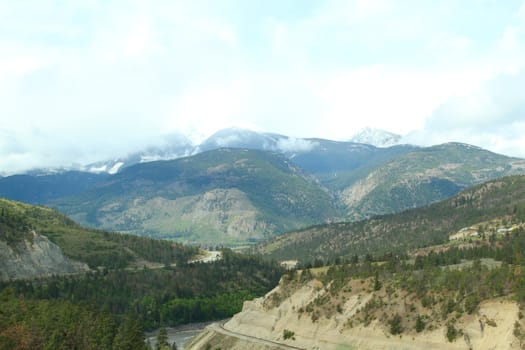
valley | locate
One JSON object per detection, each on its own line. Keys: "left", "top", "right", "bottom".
{"left": 3, "top": 132, "right": 525, "bottom": 349}
{"left": 189, "top": 225, "right": 525, "bottom": 350}
{"left": 3, "top": 2, "right": 524, "bottom": 349}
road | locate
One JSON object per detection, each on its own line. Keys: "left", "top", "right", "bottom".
{"left": 190, "top": 250, "right": 222, "bottom": 264}
{"left": 208, "top": 322, "right": 306, "bottom": 350}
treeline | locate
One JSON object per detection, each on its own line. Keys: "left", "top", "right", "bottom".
{"left": 104, "top": 232, "right": 199, "bottom": 266}
{"left": 0, "top": 201, "right": 35, "bottom": 245}
{"left": 1, "top": 249, "right": 284, "bottom": 332}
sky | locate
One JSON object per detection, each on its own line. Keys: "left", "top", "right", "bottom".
{"left": 1, "top": 0, "right": 525, "bottom": 174}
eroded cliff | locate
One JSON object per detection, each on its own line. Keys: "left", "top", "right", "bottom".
{"left": 0, "top": 231, "right": 89, "bottom": 280}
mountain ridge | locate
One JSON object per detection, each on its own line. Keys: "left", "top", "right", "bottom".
{"left": 52, "top": 148, "right": 340, "bottom": 244}
{"left": 255, "top": 175, "right": 525, "bottom": 262}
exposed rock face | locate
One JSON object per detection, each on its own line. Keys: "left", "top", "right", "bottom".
{"left": 0, "top": 231, "right": 89, "bottom": 280}
{"left": 187, "top": 279, "right": 521, "bottom": 350}
{"left": 93, "top": 189, "right": 267, "bottom": 243}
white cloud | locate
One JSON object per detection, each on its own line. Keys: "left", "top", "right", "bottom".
{"left": 407, "top": 69, "right": 525, "bottom": 157}
{"left": 276, "top": 138, "right": 319, "bottom": 153}
{"left": 164, "top": 80, "right": 249, "bottom": 143}
{"left": 519, "top": 1, "right": 525, "bottom": 19}
{"left": 2, "top": 1, "right": 525, "bottom": 173}
{"left": 124, "top": 15, "right": 152, "bottom": 57}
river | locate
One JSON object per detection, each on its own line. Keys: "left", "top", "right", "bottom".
{"left": 146, "top": 321, "right": 212, "bottom": 349}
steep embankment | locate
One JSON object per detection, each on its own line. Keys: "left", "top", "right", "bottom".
{"left": 0, "top": 230, "right": 89, "bottom": 280}
{"left": 188, "top": 275, "right": 522, "bottom": 350}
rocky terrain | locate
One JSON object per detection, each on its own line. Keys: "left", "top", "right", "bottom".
{"left": 188, "top": 274, "right": 522, "bottom": 350}
{"left": 0, "top": 230, "right": 89, "bottom": 280}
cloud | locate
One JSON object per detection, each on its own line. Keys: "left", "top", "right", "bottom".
{"left": 404, "top": 69, "right": 525, "bottom": 157}
{"left": 2, "top": 1, "right": 525, "bottom": 173}
{"left": 276, "top": 138, "right": 319, "bottom": 153}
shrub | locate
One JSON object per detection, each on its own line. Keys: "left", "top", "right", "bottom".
{"left": 389, "top": 314, "right": 403, "bottom": 335}
{"left": 446, "top": 323, "right": 458, "bottom": 342}
{"left": 283, "top": 329, "right": 295, "bottom": 340}
{"left": 415, "top": 315, "right": 425, "bottom": 333}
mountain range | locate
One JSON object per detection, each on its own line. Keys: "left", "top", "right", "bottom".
{"left": 1, "top": 128, "right": 525, "bottom": 245}
{"left": 21, "top": 127, "right": 403, "bottom": 176}
{"left": 52, "top": 149, "right": 338, "bottom": 245}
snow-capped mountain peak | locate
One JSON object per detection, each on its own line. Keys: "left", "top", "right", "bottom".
{"left": 350, "top": 127, "right": 402, "bottom": 147}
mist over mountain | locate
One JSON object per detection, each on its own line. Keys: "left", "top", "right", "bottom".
{"left": 349, "top": 127, "right": 403, "bottom": 147}
{"left": 11, "top": 128, "right": 407, "bottom": 176}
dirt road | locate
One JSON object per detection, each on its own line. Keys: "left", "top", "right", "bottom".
{"left": 209, "top": 322, "right": 306, "bottom": 350}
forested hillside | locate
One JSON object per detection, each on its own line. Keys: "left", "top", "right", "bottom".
{"left": 53, "top": 148, "right": 339, "bottom": 245}
{"left": 339, "top": 143, "right": 525, "bottom": 219}
{"left": 0, "top": 198, "right": 198, "bottom": 270}
{"left": 0, "top": 248, "right": 284, "bottom": 349}
{"left": 257, "top": 175, "right": 525, "bottom": 263}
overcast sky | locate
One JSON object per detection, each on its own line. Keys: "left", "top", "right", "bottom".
{"left": 1, "top": 0, "right": 525, "bottom": 174}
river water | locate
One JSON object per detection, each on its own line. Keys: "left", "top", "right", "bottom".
{"left": 146, "top": 322, "right": 211, "bottom": 349}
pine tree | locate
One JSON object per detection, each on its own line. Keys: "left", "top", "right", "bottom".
{"left": 415, "top": 315, "right": 425, "bottom": 333}
{"left": 155, "top": 327, "right": 169, "bottom": 350}
{"left": 373, "top": 271, "right": 382, "bottom": 291}
{"left": 112, "top": 316, "right": 147, "bottom": 350}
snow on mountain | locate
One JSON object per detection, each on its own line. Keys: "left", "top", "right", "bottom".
{"left": 350, "top": 127, "right": 402, "bottom": 147}
{"left": 18, "top": 128, "right": 408, "bottom": 176}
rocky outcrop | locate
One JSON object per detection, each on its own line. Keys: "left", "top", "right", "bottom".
{"left": 187, "top": 279, "right": 522, "bottom": 350}
{"left": 0, "top": 231, "right": 89, "bottom": 280}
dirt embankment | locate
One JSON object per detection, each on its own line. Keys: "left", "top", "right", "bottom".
{"left": 187, "top": 278, "right": 523, "bottom": 350}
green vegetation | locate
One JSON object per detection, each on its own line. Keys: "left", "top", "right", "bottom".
{"left": 446, "top": 323, "right": 458, "bottom": 342}
{"left": 0, "top": 198, "right": 284, "bottom": 347}
{"left": 0, "top": 287, "right": 141, "bottom": 350}
{"left": 341, "top": 143, "right": 525, "bottom": 219}
{"left": 257, "top": 175, "right": 525, "bottom": 263}
{"left": 389, "top": 314, "right": 403, "bottom": 335}
{"left": 1, "top": 249, "right": 283, "bottom": 330}
{"left": 274, "top": 226, "right": 525, "bottom": 338}
{"left": 155, "top": 327, "right": 169, "bottom": 350}
{"left": 290, "top": 141, "right": 415, "bottom": 192}
{"left": 54, "top": 149, "right": 340, "bottom": 245}
{"left": 415, "top": 315, "right": 425, "bottom": 333}
{"left": 0, "top": 198, "right": 198, "bottom": 269}
{"left": 283, "top": 329, "right": 295, "bottom": 340}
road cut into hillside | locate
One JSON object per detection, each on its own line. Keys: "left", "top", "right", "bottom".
{"left": 187, "top": 278, "right": 523, "bottom": 350}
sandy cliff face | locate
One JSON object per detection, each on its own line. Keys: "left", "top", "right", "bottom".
{"left": 187, "top": 278, "right": 522, "bottom": 350}
{"left": 0, "top": 231, "right": 89, "bottom": 280}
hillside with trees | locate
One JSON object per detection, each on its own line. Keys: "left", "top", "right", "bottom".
{"left": 256, "top": 175, "right": 525, "bottom": 263}
{"left": 0, "top": 198, "right": 198, "bottom": 271}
